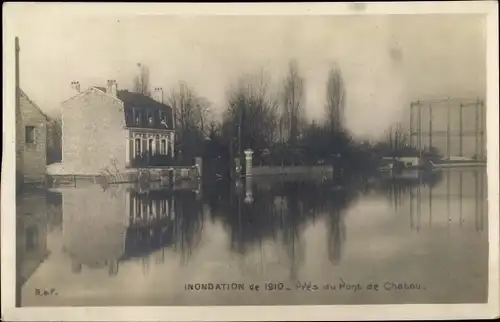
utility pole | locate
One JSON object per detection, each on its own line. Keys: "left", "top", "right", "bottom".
{"left": 15, "top": 37, "right": 23, "bottom": 308}
{"left": 15, "top": 36, "right": 23, "bottom": 189}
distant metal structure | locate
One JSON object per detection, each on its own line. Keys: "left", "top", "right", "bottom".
{"left": 409, "top": 98, "right": 485, "bottom": 159}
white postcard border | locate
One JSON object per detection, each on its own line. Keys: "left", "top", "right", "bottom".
{"left": 2, "top": 2, "right": 499, "bottom": 321}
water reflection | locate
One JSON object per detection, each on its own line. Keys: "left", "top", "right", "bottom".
{"left": 16, "top": 168, "right": 488, "bottom": 306}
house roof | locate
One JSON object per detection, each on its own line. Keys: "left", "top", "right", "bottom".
{"left": 86, "top": 87, "right": 174, "bottom": 129}
{"left": 117, "top": 90, "right": 170, "bottom": 112}
{"left": 19, "top": 89, "right": 51, "bottom": 121}
{"left": 117, "top": 90, "right": 174, "bottom": 129}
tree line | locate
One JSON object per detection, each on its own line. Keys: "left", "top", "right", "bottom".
{"left": 133, "top": 60, "right": 374, "bottom": 176}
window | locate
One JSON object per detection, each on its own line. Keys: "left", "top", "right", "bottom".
{"left": 25, "top": 126, "right": 35, "bottom": 144}
{"left": 135, "top": 138, "right": 141, "bottom": 156}
{"left": 148, "top": 117, "right": 153, "bottom": 125}
{"left": 135, "top": 111, "right": 142, "bottom": 125}
{"left": 148, "top": 139, "right": 153, "bottom": 155}
{"left": 155, "top": 136, "right": 160, "bottom": 155}
{"left": 161, "top": 139, "right": 166, "bottom": 155}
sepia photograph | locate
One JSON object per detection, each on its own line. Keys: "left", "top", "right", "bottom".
{"left": 2, "top": 2, "right": 499, "bottom": 321}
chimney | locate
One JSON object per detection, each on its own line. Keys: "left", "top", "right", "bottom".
{"left": 107, "top": 80, "right": 118, "bottom": 97}
{"left": 152, "top": 87, "right": 164, "bottom": 103}
{"left": 70, "top": 81, "right": 81, "bottom": 93}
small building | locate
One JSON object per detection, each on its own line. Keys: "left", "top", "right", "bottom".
{"left": 16, "top": 89, "right": 50, "bottom": 184}
{"left": 57, "top": 80, "right": 175, "bottom": 176}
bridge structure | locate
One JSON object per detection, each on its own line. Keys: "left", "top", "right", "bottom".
{"left": 409, "top": 98, "right": 486, "bottom": 160}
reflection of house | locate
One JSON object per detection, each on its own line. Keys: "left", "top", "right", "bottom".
{"left": 61, "top": 185, "right": 129, "bottom": 275}
{"left": 128, "top": 188, "right": 176, "bottom": 227}
{"left": 123, "top": 188, "right": 176, "bottom": 259}
{"left": 57, "top": 81, "right": 175, "bottom": 175}
{"left": 16, "top": 190, "right": 50, "bottom": 285}
{"left": 16, "top": 89, "right": 50, "bottom": 184}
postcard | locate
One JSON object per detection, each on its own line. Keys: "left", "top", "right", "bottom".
{"left": 2, "top": 2, "right": 499, "bottom": 321}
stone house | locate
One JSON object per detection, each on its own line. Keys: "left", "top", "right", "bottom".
{"left": 58, "top": 80, "right": 175, "bottom": 176}
{"left": 16, "top": 89, "right": 50, "bottom": 184}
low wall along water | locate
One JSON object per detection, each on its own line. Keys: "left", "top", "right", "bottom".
{"left": 251, "top": 165, "right": 333, "bottom": 176}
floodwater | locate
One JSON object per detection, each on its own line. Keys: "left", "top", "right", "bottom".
{"left": 16, "top": 168, "right": 488, "bottom": 306}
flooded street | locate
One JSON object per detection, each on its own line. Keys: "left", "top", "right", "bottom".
{"left": 16, "top": 168, "right": 488, "bottom": 306}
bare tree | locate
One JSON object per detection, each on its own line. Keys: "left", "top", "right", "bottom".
{"left": 47, "top": 117, "right": 62, "bottom": 164}
{"left": 133, "top": 63, "right": 150, "bottom": 96}
{"left": 168, "top": 82, "right": 212, "bottom": 160}
{"left": 224, "top": 71, "right": 279, "bottom": 156}
{"left": 281, "top": 60, "right": 305, "bottom": 146}
{"left": 325, "top": 66, "right": 346, "bottom": 132}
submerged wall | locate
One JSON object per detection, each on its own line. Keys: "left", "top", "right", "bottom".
{"left": 252, "top": 165, "right": 333, "bottom": 176}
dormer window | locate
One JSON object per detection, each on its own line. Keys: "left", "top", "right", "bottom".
{"left": 148, "top": 117, "right": 153, "bottom": 125}
{"left": 135, "top": 117, "right": 140, "bottom": 125}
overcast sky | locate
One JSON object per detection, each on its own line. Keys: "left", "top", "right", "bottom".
{"left": 12, "top": 12, "right": 486, "bottom": 140}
